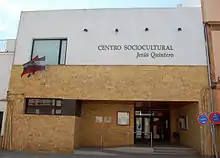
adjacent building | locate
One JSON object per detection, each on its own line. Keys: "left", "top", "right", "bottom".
{"left": 202, "top": 0, "right": 220, "bottom": 155}
{"left": 2, "top": 6, "right": 216, "bottom": 156}
{"left": 0, "top": 39, "right": 15, "bottom": 146}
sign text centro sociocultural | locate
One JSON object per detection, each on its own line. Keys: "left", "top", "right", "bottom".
{"left": 97, "top": 44, "right": 175, "bottom": 59}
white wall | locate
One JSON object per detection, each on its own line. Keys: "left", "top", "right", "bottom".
{"left": 6, "top": 39, "right": 16, "bottom": 52}
{"left": 14, "top": 7, "right": 207, "bottom": 66}
{"left": 0, "top": 39, "right": 15, "bottom": 53}
{"left": 0, "top": 53, "right": 14, "bottom": 136}
{"left": 0, "top": 53, "right": 14, "bottom": 100}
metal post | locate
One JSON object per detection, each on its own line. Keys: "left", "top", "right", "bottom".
{"left": 100, "top": 135, "right": 103, "bottom": 151}
{"left": 204, "top": 126, "right": 207, "bottom": 158}
{"left": 203, "top": 24, "right": 218, "bottom": 158}
{"left": 127, "top": 131, "right": 130, "bottom": 147}
{"left": 150, "top": 132, "right": 153, "bottom": 148}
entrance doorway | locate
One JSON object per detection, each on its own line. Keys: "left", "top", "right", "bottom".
{"left": 134, "top": 109, "right": 170, "bottom": 145}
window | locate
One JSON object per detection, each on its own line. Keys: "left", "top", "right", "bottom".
{"left": 31, "top": 39, "right": 67, "bottom": 65}
{"left": 25, "top": 98, "right": 62, "bottom": 115}
{"left": 25, "top": 98, "right": 82, "bottom": 116}
{"left": 0, "top": 112, "right": 3, "bottom": 133}
{"left": 179, "top": 116, "right": 188, "bottom": 130}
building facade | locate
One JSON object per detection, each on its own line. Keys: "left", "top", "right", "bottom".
{"left": 202, "top": 0, "right": 220, "bottom": 155}
{"left": 0, "top": 39, "right": 15, "bottom": 146}
{"left": 3, "top": 7, "right": 214, "bottom": 155}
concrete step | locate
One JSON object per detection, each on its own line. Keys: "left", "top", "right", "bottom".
{"left": 153, "top": 147, "right": 197, "bottom": 155}
{"left": 105, "top": 147, "right": 154, "bottom": 154}
{"left": 154, "top": 146, "right": 196, "bottom": 150}
{"left": 154, "top": 150, "right": 197, "bottom": 154}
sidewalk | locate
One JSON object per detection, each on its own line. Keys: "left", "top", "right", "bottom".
{"left": 0, "top": 149, "right": 204, "bottom": 158}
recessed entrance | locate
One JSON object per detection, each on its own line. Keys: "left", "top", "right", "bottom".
{"left": 134, "top": 109, "right": 170, "bottom": 145}
{"left": 134, "top": 101, "right": 193, "bottom": 146}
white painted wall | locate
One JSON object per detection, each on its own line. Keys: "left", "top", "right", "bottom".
{"left": 0, "top": 53, "right": 14, "bottom": 136}
{"left": 6, "top": 39, "right": 16, "bottom": 52}
{"left": 14, "top": 7, "right": 207, "bottom": 65}
{"left": 0, "top": 39, "right": 15, "bottom": 52}
{"left": 0, "top": 53, "right": 14, "bottom": 100}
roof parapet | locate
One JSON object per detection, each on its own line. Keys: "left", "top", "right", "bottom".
{"left": 0, "top": 39, "right": 15, "bottom": 53}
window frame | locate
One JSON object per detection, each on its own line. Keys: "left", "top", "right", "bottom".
{"left": 25, "top": 98, "right": 63, "bottom": 115}
{"left": 30, "top": 38, "right": 67, "bottom": 65}
{"left": 0, "top": 111, "right": 4, "bottom": 136}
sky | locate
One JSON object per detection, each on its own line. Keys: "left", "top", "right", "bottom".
{"left": 0, "top": 0, "right": 201, "bottom": 39}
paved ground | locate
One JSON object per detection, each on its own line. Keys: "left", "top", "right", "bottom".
{"left": 0, "top": 149, "right": 211, "bottom": 158}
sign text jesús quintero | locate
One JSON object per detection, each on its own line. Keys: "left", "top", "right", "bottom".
{"left": 97, "top": 44, "right": 174, "bottom": 59}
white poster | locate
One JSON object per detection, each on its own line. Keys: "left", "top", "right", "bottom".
{"left": 117, "top": 112, "right": 130, "bottom": 125}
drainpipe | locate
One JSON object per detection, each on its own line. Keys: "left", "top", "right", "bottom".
{"left": 203, "top": 23, "right": 218, "bottom": 158}
{"left": 204, "top": 24, "right": 214, "bottom": 112}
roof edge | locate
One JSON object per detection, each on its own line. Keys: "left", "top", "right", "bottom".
{"left": 21, "top": 6, "right": 202, "bottom": 14}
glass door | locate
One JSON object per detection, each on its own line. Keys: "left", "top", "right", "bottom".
{"left": 152, "top": 117, "right": 163, "bottom": 140}
{"left": 134, "top": 110, "right": 170, "bottom": 144}
{"left": 151, "top": 113, "right": 170, "bottom": 141}
{"left": 144, "top": 117, "right": 151, "bottom": 139}
{"left": 135, "top": 117, "right": 142, "bottom": 139}
{"left": 135, "top": 116, "right": 151, "bottom": 143}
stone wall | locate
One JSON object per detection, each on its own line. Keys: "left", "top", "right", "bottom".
{"left": 80, "top": 101, "right": 134, "bottom": 148}
{"left": 3, "top": 95, "right": 75, "bottom": 153}
{"left": 7, "top": 65, "right": 209, "bottom": 153}
{"left": 12, "top": 114, "right": 75, "bottom": 153}
{"left": 9, "top": 65, "right": 208, "bottom": 101}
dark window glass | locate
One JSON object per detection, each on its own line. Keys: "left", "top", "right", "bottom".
{"left": 0, "top": 112, "right": 3, "bottom": 133}
{"left": 25, "top": 98, "right": 82, "bottom": 116}
{"left": 25, "top": 98, "right": 62, "bottom": 115}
